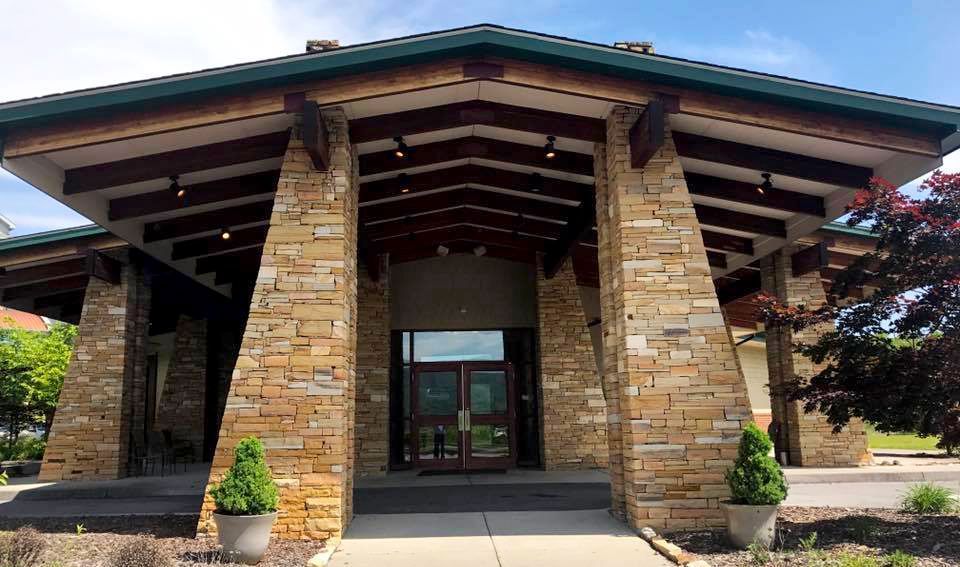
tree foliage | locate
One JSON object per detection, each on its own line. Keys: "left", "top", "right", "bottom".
{"left": 726, "top": 423, "right": 788, "bottom": 505}
{"left": 0, "top": 321, "right": 76, "bottom": 447}
{"left": 210, "top": 436, "right": 279, "bottom": 516}
{"left": 758, "top": 172, "right": 960, "bottom": 454}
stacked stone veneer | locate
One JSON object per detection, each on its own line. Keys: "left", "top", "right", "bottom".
{"left": 154, "top": 315, "right": 207, "bottom": 459}
{"left": 354, "top": 267, "right": 390, "bottom": 476}
{"left": 201, "top": 108, "right": 359, "bottom": 541}
{"left": 762, "top": 249, "right": 870, "bottom": 467}
{"left": 537, "top": 260, "right": 608, "bottom": 469}
{"left": 40, "top": 260, "right": 151, "bottom": 481}
{"left": 597, "top": 106, "right": 754, "bottom": 530}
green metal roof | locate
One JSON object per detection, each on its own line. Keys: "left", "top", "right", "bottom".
{"left": 820, "top": 221, "right": 878, "bottom": 239}
{"left": 0, "top": 225, "right": 107, "bottom": 251}
{"left": 1, "top": 24, "right": 959, "bottom": 136}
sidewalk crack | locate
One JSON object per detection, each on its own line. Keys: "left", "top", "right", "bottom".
{"left": 481, "top": 511, "right": 505, "bottom": 567}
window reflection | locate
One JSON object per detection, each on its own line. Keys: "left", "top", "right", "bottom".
{"left": 413, "top": 331, "right": 504, "bottom": 362}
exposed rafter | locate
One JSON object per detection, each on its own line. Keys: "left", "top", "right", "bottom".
{"left": 365, "top": 208, "right": 564, "bottom": 241}
{"left": 792, "top": 242, "right": 830, "bottom": 277}
{"left": 350, "top": 100, "right": 605, "bottom": 144}
{"left": 301, "top": 102, "right": 330, "bottom": 170}
{"left": 685, "top": 172, "right": 826, "bottom": 217}
{"left": 674, "top": 132, "right": 873, "bottom": 189}
{"left": 143, "top": 201, "right": 273, "bottom": 243}
{"left": 360, "top": 163, "right": 591, "bottom": 203}
{"left": 171, "top": 225, "right": 269, "bottom": 260}
{"left": 361, "top": 186, "right": 577, "bottom": 223}
{"left": 63, "top": 131, "right": 290, "bottom": 194}
{"left": 695, "top": 204, "right": 787, "bottom": 238}
{"left": 108, "top": 170, "right": 280, "bottom": 221}
{"left": 358, "top": 136, "right": 594, "bottom": 177}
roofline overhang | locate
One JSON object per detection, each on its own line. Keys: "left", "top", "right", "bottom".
{"left": 0, "top": 24, "right": 958, "bottom": 141}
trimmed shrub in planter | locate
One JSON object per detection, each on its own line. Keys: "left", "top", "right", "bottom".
{"left": 721, "top": 423, "right": 788, "bottom": 548}
{"left": 209, "top": 436, "right": 279, "bottom": 564}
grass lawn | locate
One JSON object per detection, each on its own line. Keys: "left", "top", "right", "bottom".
{"left": 867, "top": 424, "right": 941, "bottom": 451}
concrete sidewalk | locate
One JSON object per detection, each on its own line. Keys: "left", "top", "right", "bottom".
{"left": 784, "top": 464, "right": 960, "bottom": 484}
{"left": 328, "top": 510, "right": 672, "bottom": 567}
{"left": 786, "top": 480, "right": 960, "bottom": 508}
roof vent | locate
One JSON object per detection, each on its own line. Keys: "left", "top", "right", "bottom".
{"left": 614, "top": 41, "right": 655, "bottom": 55}
{"left": 306, "top": 39, "right": 340, "bottom": 53}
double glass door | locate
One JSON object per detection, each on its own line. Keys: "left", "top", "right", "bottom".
{"left": 412, "top": 362, "right": 515, "bottom": 470}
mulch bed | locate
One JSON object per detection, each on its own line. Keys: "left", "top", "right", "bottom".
{"left": 0, "top": 515, "right": 323, "bottom": 566}
{"left": 670, "top": 507, "right": 960, "bottom": 566}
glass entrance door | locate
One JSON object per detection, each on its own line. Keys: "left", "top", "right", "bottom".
{"left": 411, "top": 361, "right": 515, "bottom": 470}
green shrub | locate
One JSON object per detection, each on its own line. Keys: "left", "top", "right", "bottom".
{"left": 746, "top": 540, "right": 771, "bottom": 565}
{"left": 109, "top": 536, "right": 172, "bottom": 567}
{"left": 0, "top": 527, "right": 46, "bottom": 567}
{"left": 726, "top": 423, "right": 788, "bottom": 506}
{"left": 836, "top": 552, "right": 881, "bottom": 567}
{"left": 0, "top": 438, "right": 46, "bottom": 462}
{"left": 899, "top": 483, "right": 958, "bottom": 514}
{"left": 885, "top": 550, "right": 917, "bottom": 567}
{"left": 209, "top": 436, "right": 279, "bottom": 516}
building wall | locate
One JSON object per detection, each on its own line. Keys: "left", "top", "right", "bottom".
{"left": 390, "top": 255, "right": 536, "bottom": 330}
{"left": 154, "top": 315, "right": 207, "bottom": 459}
{"left": 735, "top": 339, "right": 773, "bottom": 431}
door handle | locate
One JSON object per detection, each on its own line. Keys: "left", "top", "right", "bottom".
{"left": 458, "top": 410, "right": 464, "bottom": 431}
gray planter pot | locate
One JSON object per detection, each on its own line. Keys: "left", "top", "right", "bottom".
{"left": 213, "top": 511, "right": 277, "bottom": 565}
{"left": 720, "top": 501, "right": 778, "bottom": 549}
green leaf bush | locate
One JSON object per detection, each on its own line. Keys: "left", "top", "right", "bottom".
{"left": 725, "top": 423, "right": 788, "bottom": 506}
{"left": 209, "top": 437, "right": 279, "bottom": 516}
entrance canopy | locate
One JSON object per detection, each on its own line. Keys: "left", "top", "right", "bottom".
{"left": 1, "top": 24, "right": 959, "bottom": 316}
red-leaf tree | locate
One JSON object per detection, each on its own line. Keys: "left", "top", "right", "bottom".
{"left": 758, "top": 171, "right": 960, "bottom": 454}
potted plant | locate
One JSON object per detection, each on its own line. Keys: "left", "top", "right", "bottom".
{"left": 720, "top": 422, "right": 788, "bottom": 549}
{"left": 209, "top": 436, "right": 279, "bottom": 564}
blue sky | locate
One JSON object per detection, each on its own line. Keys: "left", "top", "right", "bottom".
{"left": 1, "top": 0, "right": 958, "bottom": 235}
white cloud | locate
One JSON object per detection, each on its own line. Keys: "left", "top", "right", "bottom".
{"left": 0, "top": 0, "right": 443, "bottom": 102}
{"left": 663, "top": 30, "right": 829, "bottom": 83}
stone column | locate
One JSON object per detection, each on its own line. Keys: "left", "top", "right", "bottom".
{"left": 39, "top": 259, "right": 151, "bottom": 481}
{"left": 154, "top": 315, "right": 207, "bottom": 459}
{"left": 200, "top": 108, "right": 359, "bottom": 541}
{"left": 355, "top": 265, "right": 390, "bottom": 476}
{"left": 761, "top": 249, "right": 870, "bottom": 467}
{"left": 600, "top": 106, "right": 754, "bottom": 530}
{"left": 594, "top": 140, "right": 627, "bottom": 519}
{"left": 536, "top": 260, "right": 608, "bottom": 469}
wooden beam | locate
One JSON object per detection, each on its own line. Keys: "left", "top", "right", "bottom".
{"left": 0, "top": 257, "right": 87, "bottom": 288}
{"left": 171, "top": 225, "right": 269, "bottom": 260}
{"left": 389, "top": 241, "right": 537, "bottom": 265}
{"left": 2, "top": 275, "right": 89, "bottom": 302}
{"left": 716, "top": 270, "right": 762, "bottom": 305}
{"left": 85, "top": 250, "right": 121, "bottom": 284}
{"left": 360, "top": 164, "right": 591, "bottom": 203}
{"left": 349, "top": 100, "right": 605, "bottom": 144}
{"left": 707, "top": 250, "right": 727, "bottom": 270}
{"left": 674, "top": 132, "right": 873, "bottom": 189}
{"left": 685, "top": 172, "right": 826, "bottom": 217}
{"left": 366, "top": 208, "right": 565, "bottom": 241}
{"left": 359, "top": 136, "right": 594, "bottom": 178}
{"left": 143, "top": 201, "right": 273, "bottom": 243}
{"left": 63, "top": 131, "right": 290, "bottom": 194}
{"left": 543, "top": 199, "right": 596, "bottom": 278}
{"left": 701, "top": 230, "right": 754, "bottom": 255}
{"left": 361, "top": 186, "right": 577, "bottom": 224}
{"left": 791, "top": 242, "right": 830, "bottom": 277}
{"left": 33, "top": 290, "right": 85, "bottom": 311}
{"left": 108, "top": 170, "right": 279, "bottom": 221}
{"left": 629, "top": 99, "right": 665, "bottom": 168}
{"left": 195, "top": 247, "right": 264, "bottom": 275}
{"left": 301, "top": 102, "right": 330, "bottom": 170}
{"left": 694, "top": 204, "right": 787, "bottom": 238}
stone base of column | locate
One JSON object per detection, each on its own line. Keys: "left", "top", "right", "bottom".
{"left": 355, "top": 268, "right": 390, "bottom": 477}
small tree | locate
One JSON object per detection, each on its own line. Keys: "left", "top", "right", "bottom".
{"left": 210, "top": 436, "right": 279, "bottom": 516}
{"left": 726, "top": 423, "right": 788, "bottom": 506}
{"left": 0, "top": 321, "right": 76, "bottom": 446}
{"left": 759, "top": 172, "right": 960, "bottom": 454}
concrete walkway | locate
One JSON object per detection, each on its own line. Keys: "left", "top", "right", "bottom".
{"left": 329, "top": 510, "right": 672, "bottom": 567}
{"left": 785, "top": 480, "right": 960, "bottom": 508}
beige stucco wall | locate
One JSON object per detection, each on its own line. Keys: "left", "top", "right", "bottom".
{"left": 735, "top": 338, "right": 772, "bottom": 413}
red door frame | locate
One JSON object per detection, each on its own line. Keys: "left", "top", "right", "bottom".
{"left": 463, "top": 362, "right": 517, "bottom": 470}
{"left": 410, "top": 362, "right": 463, "bottom": 470}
